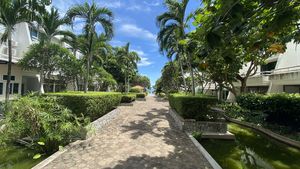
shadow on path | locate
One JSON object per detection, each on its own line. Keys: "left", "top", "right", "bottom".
{"left": 107, "top": 107, "right": 211, "bottom": 169}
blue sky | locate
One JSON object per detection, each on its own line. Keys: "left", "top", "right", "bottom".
{"left": 52, "top": 0, "right": 201, "bottom": 86}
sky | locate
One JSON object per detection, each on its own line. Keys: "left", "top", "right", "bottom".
{"left": 52, "top": 0, "right": 201, "bottom": 87}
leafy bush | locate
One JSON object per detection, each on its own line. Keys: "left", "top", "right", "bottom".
{"left": 136, "top": 93, "right": 146, "bottom": 98}
{"left": 0, "top": 96, "right": 87, "bottom": 154}
{"left": 169, "top": 94, "right": 218, "bottom": 121}
{"left": 220, "top": 103, "right": 267, "bottom": 124}
{"left": 236, "top": 93, "right": 300, "bottom": 129}
{"left": 236, "top": 93, "right": 265, "bottom": 111}
{"left": 121, "top": 94, "right": 136, "bottom": 103}
{"left": 130, "top": 86, "right": 144, "bottom": 93}
{"left": 46, "top": 92, "right": 122, "bottom": 120}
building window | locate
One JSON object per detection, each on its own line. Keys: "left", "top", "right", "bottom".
{"left": 0, "top": 83, "right": 3, "bottom": 95}
{"left": 30, "top": 27, "right": 39, "bottom": 39}
{"left": 3, "top": 75, "right": 15, "bottom": 81}
{"left": 8, "top": 83, "right": 19, "bottom": 94}
{"left": 13, "top": 83, "right": 19, "bottom": 94}
{"left": 261, "top": 61, "right": 277, "bottom": 72}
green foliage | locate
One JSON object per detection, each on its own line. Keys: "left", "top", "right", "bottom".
{"left": 169, "top": 94, "right": 218, "bottom": 121}
{"left": 121, "top": 94, "right": 136, "bottom": 103}
{"left": 192, "top": 131, "right": 202, "bottom": 141}
{"left": 45, "top": 92, "right": 121, "bottom": 121}
{"left": 131, "top": 75, "right": 151, "bottom": 89}
{"left": 136, "top": 93, "right": 146, "bottom": 98}
{"left": 236, "top": 93, "right": 300, "bottom": 129}
{"left": 0, "top": 95, "right": 87, "bottom": 154}
{"left": 129, "top": 86, "right": 144, "bottom": 93}
{"left": 236, "top": 93, "right": 265, "bottom": 111}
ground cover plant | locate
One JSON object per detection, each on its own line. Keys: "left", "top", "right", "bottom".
{"left": 0, "top": 95, "right": 88, "bottom": 154}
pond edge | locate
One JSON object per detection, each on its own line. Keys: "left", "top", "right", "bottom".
{"left": 211, "top": 107, "right": 300, "bottom": 149}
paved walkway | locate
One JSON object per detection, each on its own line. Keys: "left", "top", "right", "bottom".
{"left": 42, "top": 96, "right": 212, "bottom": 169}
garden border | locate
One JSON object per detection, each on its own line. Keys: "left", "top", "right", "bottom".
{"left": 186, "top": 132, "right": 222, "bottom": 169}
{"left": 32, "top": 108, "right": 120, "bottom": 169}
{"left": 211, "top": 107, "right": 300, "bottom": 149}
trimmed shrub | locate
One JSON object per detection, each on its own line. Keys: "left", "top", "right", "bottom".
{"left": 46, "top": 92, "right": 122, "bottom": 121}
{"left": 0, "top": 95, "right": 87, "bottom": 154}
{"left": 236, "top": 93, "right": 265, "bottom": 111}
{"left": 136, "top": 93, "right": 146, "bottom": 98}
{"left": 236, "top": 93, "right": 300, "bottom": 129}
{"left": 169, "top": 94, "right": 218, "bottom": 121}
{"left": 130, "top": 86, "right": 144, "bottom": 93}
{"left": 121, "top": 94, "right": 136, "bottom": 103}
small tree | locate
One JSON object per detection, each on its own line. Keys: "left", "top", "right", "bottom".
{"left": 19, "top": 43, "right": 76, "bottom": 90}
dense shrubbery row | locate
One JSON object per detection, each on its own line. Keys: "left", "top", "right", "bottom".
{"left": 46, "top": 92, "right": 122, "bottom": 121}
{"left": 169, "top": 94, "right": 218, "bottom": 121}
{"left": 236, "top": 93, "right": 300, "bottom": 130}
{"left": 121, "top": 94, "right": 136, "bottom": 103}
{"left": 136, "top": 93, "right": 146, "bottom": 98}
{"left": 0, "top": 95, "right": 88, "bottom": 154}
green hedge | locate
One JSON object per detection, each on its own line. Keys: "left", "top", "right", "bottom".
{"left": 121, "top": 94, "right": 136, "bottom": 103}
{"left": 236, "top": 93, "right": 300, "bottom": 129}
{"left": 136, "top": 93, "right": 146, "bottom": 98}
{"left": 45, "top": 92, "right": 121, "bottom": 121}
{"left": 169, "top": 94, "right": 218, "bottom": 121}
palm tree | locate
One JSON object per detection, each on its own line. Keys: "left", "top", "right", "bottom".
{"left": 36, "top": 7, "right": 74, "bottom": 93}
{"left": 0, "top": 0, "right": 31, "bottom": 101}
{"left": 157, "top": 0, "right": 196, "bottom": 95}
{"left": 116, "top": 43, "right": 140, "bottom": 93}
{"left": 67, "top": 2, "right": 113, "bottom": 93}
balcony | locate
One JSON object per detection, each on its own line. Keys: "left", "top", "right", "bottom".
{"left": 0, "top": 40, "right": 19, "bottom": 62}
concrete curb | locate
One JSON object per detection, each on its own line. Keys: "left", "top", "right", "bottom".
{"left": 186, "top": 132, "right": 222, "bottom": 169}
{"left": 32, "top": 108, "right": 120, "bottom": 169}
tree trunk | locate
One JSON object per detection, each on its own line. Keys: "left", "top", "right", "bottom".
{"left": 240, "top": 78, "right": 247, "bottom": 93}
{"left": 84, "top": 54, "right": 91, "bottom": 93}
{"left": 178, "top": 58, "right": 187, "bottom": 93}
{"left": 5, "top": 34, "right": 12, "bottom": 102}
{"left": 187, "top": 53, "right": 195, "bottom": 96}
{"left": 124, "top": 76, "right": 127, "bottom": 93}
{"left": 127, "top": 78, "right": 130, "bottom": 93}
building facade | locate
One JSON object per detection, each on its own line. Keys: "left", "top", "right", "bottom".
{"left": 227, "top": 42, "right": 300, "bottom": 100}
{"left": 0, "top": 23, "right": 42, "bottom": 101}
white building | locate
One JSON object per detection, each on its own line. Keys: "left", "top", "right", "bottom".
{"left": 0, "top": 23, "right": 41, "bottom": 101}
{"left": 227, "top": 42, "right": 300, "bottom": 100}
{"left": 0, "top": 23, "right": 70, "bottom": 101}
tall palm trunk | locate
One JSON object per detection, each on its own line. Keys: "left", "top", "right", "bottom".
{"left": 5, "top": 32, "right": 12, "bottom": 102}
{"left": 188, "top": 54, "right": 195, "bottom": 96}
{"left": 178, "top": 57, "right": 187, "bottom": 93}
{"left": 84, "top": 54, "right": 90, "bottom": 93}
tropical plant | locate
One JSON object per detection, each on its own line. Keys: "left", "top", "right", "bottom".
{"left": 0, "top": 95, "right": 88, "bottom": 154}
{"left": 34, "top": 7, "right": 74, "bottom": 93}
{"left": 191, "top": 0, "right": 300, "bottom": 96}
{"left": 157, "top": 0, "right": 196, "bottom": 95}
{"left": 19, "top": 43, "right": 76, "bottom": 90}
{"left": 116, "top": 43, "right": 140, "bottom": 93}
{"left": 67, "top": 2, "right": 114, "bottom": 93}
{"left": 0, "top": 0, "right": 31, "bottom": 101}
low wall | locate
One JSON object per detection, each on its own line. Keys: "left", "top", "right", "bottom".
{"left": 169, "top": 109, "right": 227, "bottom": 133}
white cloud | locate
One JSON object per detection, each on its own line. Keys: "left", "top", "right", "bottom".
{"left": 143, "top": 0, "right": 160, "bottom": 7}
{"left": 126, "top": 5, "right": 151, "bottom": 12}
{"left": 138, "top": 57, "right": 153, "bottom": 67}
{"left": 119, "top": 24, "right": 156, "bottom": 41}
{"left": 132, "top": 49, "right": 153, "bottom": 67}
{"left": 100, "top": 1, "right": 123, "bottom": 8}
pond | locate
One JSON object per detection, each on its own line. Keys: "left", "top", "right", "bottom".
{"left": 200, "top": 123, "right": 300, "bottom": 169}
{"left": 0, "top": 145, "right": 45, "bottom": 169}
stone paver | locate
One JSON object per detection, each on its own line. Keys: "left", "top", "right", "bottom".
{"left": 42, "top": 96, "right": 212, "bottom": 169}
